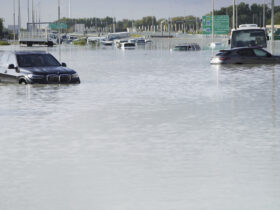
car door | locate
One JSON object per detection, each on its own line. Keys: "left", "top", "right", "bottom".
{"left": 252, "top": 48, "right": 277, "bottom": 64}
{"left": 0, "top": 52, "right": 10, "bottom": 83}
{"left": 1, "top": 53, "right": 21, "bottom": 83}
{"left": 236, "top": 48, "right": 257, "bottom": 64}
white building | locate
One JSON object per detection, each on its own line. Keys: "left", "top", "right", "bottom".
{"left": 7, "top": 25, "right": 19, "bottom": 34}
{"left": 75, "top": 24, "right": 85, "bottom": 33}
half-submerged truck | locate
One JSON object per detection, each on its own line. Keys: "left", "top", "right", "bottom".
{"left": 19, "top": 31, "right": 56, "bottom": 47}
{"left": 230, "top": 24, "right": 267, "bottom": 49}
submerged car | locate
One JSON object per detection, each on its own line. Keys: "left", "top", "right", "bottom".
{"left": 211, "top": 47, "right": 280, "bottom": 64}
{"left": 0, "top": 51, "right": 80, "bottom": 84}
{"left": 172, "top": 43, "right": 201, "bottom": 51}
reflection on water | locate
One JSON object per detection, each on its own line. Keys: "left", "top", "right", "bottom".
{"left": 0, "top": 45, "right": 280, "bottom": 210}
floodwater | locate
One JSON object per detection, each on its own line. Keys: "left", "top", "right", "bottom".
{"left": 0, "top": 44, "right": 280, "bottom": 210}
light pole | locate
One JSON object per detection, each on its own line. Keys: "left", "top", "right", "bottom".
{"left": 263, "top": 0, "right": 266, "bottom": 28}
{"left": 271, "top": 0, "right": 274, "bottom": 51}
{"left": 18, "top": 0, "right": 21, "bottom": 41}
{"left": 69, "top": 0, "right": 71, "bottom": 18}
{"left": 236, "top": 1, "right": 238, "bottom": 28}
{"left": 212, "top": 0, "right": 214, "bottom": 43}
{"left": 58, "top": 0, "right": 61, "bottom": 46}
{"left": 233, "top": 0, "right": 236, "bottom": 29}
{"left": 13, "top": 0, "right": 16, "bottom": 42}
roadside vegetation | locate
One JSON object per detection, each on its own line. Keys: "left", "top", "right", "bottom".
{"left": 0, "top": 40, "right": 10, "bottom": 45}
{"left": 72, "top": 39, "right": 87, "bottom": 46}
{"left": 53, "top": 2, "right": 280, "bottom": 35}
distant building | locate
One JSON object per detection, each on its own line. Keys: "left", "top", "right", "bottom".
{"left": 75, "top": 24, "right": 85, "bottom": 33}
{"left": 7, "top": 25, "right": 19, "bottom": 34}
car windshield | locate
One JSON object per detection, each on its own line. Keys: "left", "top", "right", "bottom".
{"left": 16, "top": 54, "right": 61, "bottom": 67}
{"left": 231, "top": 29, "right": 267, "bottom": 48}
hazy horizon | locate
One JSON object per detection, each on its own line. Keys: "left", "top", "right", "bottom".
{"left": 0, "top": 0, "right": 274, "bottom": 27}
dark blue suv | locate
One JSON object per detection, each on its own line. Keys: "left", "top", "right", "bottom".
{"left": 0, "top": 51, "right": 80, "bottom": 84}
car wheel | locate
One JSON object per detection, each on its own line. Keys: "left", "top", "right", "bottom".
{"left": 19, "top": 78, "right": 27, "bottom": 85}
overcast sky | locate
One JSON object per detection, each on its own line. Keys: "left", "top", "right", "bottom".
{"left": 0, "top": 0, "right": 274, "bottom": 26}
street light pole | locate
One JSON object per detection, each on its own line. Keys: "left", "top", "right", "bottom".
{"left": 13, "top": 0, "right": 16, "bottom": 42}
{"left": 263, "top": 0, "right": 266, "bottom": 28}
{"left": 271, "top": 0, "right": 274, "bottom": 51}
{"left": 233, "top": 0, "right": 236, "bottom": 29}
{"left": 18, "top": 0, "right": 21, "bottom": 41}
{"left": 58, "top": 0, "right": 61, "bottom": 45}
{"left": 236, "top": 1, "right": 238, "bottom": 28}
{"left": 212, "top": 0, "right": 214, "bottom": 43}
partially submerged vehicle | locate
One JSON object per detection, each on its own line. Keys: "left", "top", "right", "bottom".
{"left": 114, "top": 39, "right": 129, "bottom": 48}
{"left": 209, "top": 42, "right": 223, "bottom": 49}
{"left": 120, "top": 42, "right": 136, "bottom": 49}
{"left": 0, "top": 51, "right": 80, "bottom": 84}
{"left": 210, "top": 47, "right": 280, "bottom": 64}
{"left": 229, "top": 24, "right": 267, "bottom": 48}
{"left": 172, "top": 43, "right": 201, "bottom": 51}
{"left": 136, "top": 38, "right": 146, "bottom": 45}
{"left": 100, "top": 40, "right": 113, "bottom": 46}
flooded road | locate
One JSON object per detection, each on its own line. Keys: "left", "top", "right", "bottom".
{"left": 0, "top": 45, "right": 280, "bottom": 210}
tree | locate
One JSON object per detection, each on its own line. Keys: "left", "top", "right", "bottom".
{"left": 0, "top": 18, "right": 4, "bottom": 38}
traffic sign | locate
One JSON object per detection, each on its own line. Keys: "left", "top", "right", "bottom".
{"left": 49, "top": 23, "right": 67, "bottom": 30}
{"left": 202, "top": 15, "right": 229, "bottom": 35}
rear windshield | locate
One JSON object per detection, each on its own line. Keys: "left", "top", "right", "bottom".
{"left": 216, "top": 51, "right": 231, "bottom": 56}
{"left": 16, "top": 54, "right": 61, "bottom": 67}
{"left": 124, "top": 43, "right": 135, "bottom": 47}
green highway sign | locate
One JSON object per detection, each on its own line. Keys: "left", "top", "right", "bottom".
{"left": 202, "top": 15, "right": 229, "bottom": 35}
{"left": 49, "top": 23, "right": 67, "bottom": 30}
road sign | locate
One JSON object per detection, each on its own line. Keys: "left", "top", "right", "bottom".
{"left": 49, "top": 23, "right": 67, "bottom": 30}
{"left": 202, "top": 15, "right": 229, "bottom": 35}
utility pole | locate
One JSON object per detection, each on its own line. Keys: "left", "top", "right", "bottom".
{"left": 263, "top": 0, "right": 266, "bottom": 28}
{"left": 212, "top": 0, "right": 214, "bottom": 43}
{"left": 27, "top": 0, "right": 30, "bottom": 24}
{"left": 38, "top": 1, "right": 41, "bottom": 30}
{"left": 113, "top": 17, "right": 116, "bottom": 33}
{"left": 271, "top": 0, "right": 274, "bottom": 50}
{"left": 58, "top": 0, "right": 61, "bottom": 45}
{"left": 32, "top": 0, "right": 34, "bottom": 31}
{"left": 69, "top": 0, "right": 71, "bottom": 18}
{"left": 18, "top": 0, "right": 21, "bottom": 41}
{"left": 236, "top": 1, "right": 238, "bottom": 28}
{"left": 13, "top": 0, "right": 16, "bottom": 42}
{"left": 233, "top": 0, "right": 236, "bottom": 29}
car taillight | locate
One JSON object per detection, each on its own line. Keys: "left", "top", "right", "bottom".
{"left": 219, "top": 57, "right": 230, "bottom": 61}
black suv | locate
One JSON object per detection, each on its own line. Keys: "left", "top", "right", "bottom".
{"left": 0, "top": 51, "right": 80, "bottom": 84}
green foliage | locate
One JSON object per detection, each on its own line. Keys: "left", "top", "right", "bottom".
{"left": 0, "top": 40, "right": 10, "bottom": 45}
{"left": 72, "top": 39, "right": 87, "bottom": 46}
{"left": 212, "top": 2, "right": 280, "bottom": 27}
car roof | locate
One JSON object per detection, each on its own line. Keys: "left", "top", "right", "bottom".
{"left": 220, "top": 47, "right": 264, "bottom": 52}
{"left": 14, "top": 51, "right": 49, "bottom": 55}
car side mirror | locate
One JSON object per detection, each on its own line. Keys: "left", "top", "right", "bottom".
{"left": 267, "top": 53, "right": 272, "bottom": 57}
{"left": 8, "top": 64, "right": 15, "bottom": 69}
{"left": 61, "top": 62, "right": 67, "bottom": 67}
{"left": 228, "top": 39, "right": 231, "bottom": 45}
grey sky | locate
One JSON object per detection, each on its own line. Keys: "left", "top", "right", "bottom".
{"left": 0, "top": 0, "right": 274, "bottom": 26}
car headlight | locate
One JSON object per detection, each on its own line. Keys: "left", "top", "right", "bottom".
{"left": 27, "top": 74, "right": 44, "bottom": 79}
{"left": 72, "top": 73, "right": 79, "bottom": 79}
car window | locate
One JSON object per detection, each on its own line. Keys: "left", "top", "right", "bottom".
{"left": 8, "top": 54, "right": 17, "bottom": 66}
{"left": 16, "top": 54, "right": 61, "bottom": 67}
{"left": 0, "top": 52, "right": 9, "bottom": 67}
{"left": 253, "top": 49, "right": 269, "bottom": 57}
{"left": 216, "top": 51, "right": 231, "bottom": 56}
{"left": 237, "top": 49, "right": 255, "bottom": 56}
